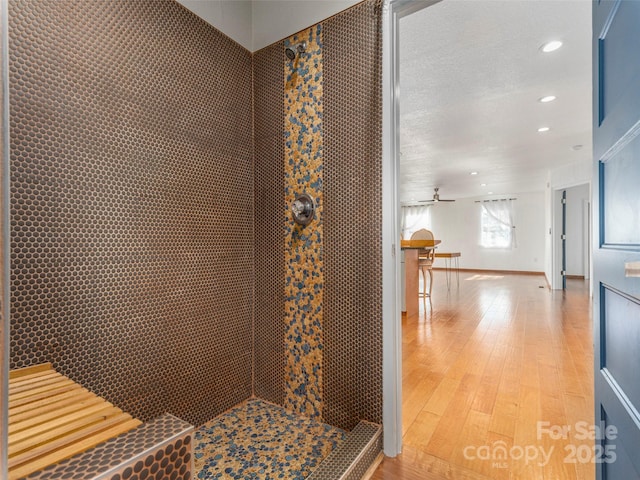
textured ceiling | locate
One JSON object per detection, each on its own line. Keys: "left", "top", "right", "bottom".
{"left": 399, "top": 0, "right": 592, "bottom": 203}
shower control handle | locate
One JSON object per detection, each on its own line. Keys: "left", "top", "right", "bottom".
{"left": 291, "top": 194, "right": 315, "bottom": 226}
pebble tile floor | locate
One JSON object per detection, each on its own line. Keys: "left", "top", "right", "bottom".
{"left": 194, "top": 399, "right": 346, "bottom": 479}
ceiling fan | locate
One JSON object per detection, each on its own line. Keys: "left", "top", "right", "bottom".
{"left": 419, "top": 187, "right": 455, "bottom": 203}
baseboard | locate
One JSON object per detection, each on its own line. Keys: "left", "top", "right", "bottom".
{"left": 565, "top": 274, "right": 585, "bottom": 280}
{"left": 431, "top": 267, "right": 544, "bottom": 276}
{"left": 544, "top": 273, "right": 551, "bottom": 289}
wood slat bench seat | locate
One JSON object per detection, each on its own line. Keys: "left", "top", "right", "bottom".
{"left": 8, "top": 363, "right": 142, "bottom": 480}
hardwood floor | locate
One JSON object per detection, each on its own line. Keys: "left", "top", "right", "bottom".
{"left": 373, "top": 272, "right": 593, "bottom": 480}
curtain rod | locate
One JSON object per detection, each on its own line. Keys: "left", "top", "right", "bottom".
{"left": 474, "top": 198, "right": 517, "bottom": 203}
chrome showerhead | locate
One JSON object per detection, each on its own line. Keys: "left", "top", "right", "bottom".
{"left": 285, "top": 47, "right": 296, "bottom": 61}
{"left": 285, "top": 41, "right": 306, "bottom": 60}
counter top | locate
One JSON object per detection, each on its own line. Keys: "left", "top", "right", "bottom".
{"left": 400, "top": 239, "right": 441, "bottom": 249}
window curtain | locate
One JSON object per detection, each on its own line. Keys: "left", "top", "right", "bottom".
{"left": 400, "top": 205, "right": 432, "bottom": 239}
{"left": 481, "top": 199, "right": 517, "bottom": 248}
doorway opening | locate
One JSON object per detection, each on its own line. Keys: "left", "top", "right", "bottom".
{"left": 552, "top": 183, "right": 591, "bottom": 291}
{"left": 381, "top": 0, "right": 594, "bottom": 477}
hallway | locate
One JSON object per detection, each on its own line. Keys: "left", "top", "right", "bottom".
{"left": 374, "top": 273, "right": 593, "bottom": 480}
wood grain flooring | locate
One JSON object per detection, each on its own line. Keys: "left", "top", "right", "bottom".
{"left": 373, "top": 273, "right": 593, "bottom": 480}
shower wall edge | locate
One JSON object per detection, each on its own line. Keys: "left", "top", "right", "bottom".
{"left": 0, "top": 0, "right": 9, "bottom": 475}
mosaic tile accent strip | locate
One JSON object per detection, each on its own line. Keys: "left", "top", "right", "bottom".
{"left": 254, "top": 41, "right": 286, "bottom": 406}
{"left": 25, "top": 414, "right": 193, "bottom": 480}
{"left": 307, "top": 421, "right": 382, "bottom": 480}
{"left": 283, "top": 26, "right": 324, "bottom": 419}
{"left": 8, "top": 0, "right": 254, "bottom": 427}
{"left": 322, "top": 0, "right": 384, "bottom": 430}
{"left": 194, "top": 399, "right": 345, "bottom": 479}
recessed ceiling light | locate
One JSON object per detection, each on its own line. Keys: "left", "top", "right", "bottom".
{"left": 538, "top": 127, "right": 550, "bottom": 133}
{"left": 488, "top": 191, "right": 494, "bottom": 195}
{"left": 481, "top": 183, "right": 487, "bottom": 187}
{"left": 540, "top": 40, "right": 563, "bottom": 53}
{"left": 539, "top": 95, "right": 556, "bottom": 103}
{"left": 470, "top": 171, "right": 479, "bottom": 176}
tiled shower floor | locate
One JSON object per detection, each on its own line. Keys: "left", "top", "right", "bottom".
{"left": 194, "top": 399, "right": 346, "bottom": 479}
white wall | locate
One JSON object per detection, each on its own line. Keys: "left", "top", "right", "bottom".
{"left": 549, "top": 159, "right": 592, "bottom": 190}
{"left": 177, "top": 0, "right": 361, "bottom": 51}
{"left": 428, "top": 192, "right": 546, "bottom": 272}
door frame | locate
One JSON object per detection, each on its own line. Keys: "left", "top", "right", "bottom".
{"left": 550, "top": 181, "right": 592, "bottom": 290}
{"left": 381, "top": 0, "right": 440, "bottom": 456}
{"left": 562, "top": 189, "right": 567, "bottom": 290}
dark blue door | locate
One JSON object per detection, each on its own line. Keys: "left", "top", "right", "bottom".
{"left": 593, "top": 1, "right": 640, "bottom": 478}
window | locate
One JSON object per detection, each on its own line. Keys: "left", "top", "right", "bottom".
{"left": 401, "top": 205, "right": 432, "bottom": 239}
{"left": 480, "top": 200, "right": 515, "bottom": 248}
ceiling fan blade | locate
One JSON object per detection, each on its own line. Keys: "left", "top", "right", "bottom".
{"left": 415, "top": 189, "right": 456, "bottom": 203}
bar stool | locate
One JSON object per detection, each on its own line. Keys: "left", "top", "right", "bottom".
{"left": 410, "top": 228, "right": 435, "bottom": 298}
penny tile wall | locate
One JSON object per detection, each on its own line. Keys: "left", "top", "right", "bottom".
{"left": 0, "top": 4, "right": 8, "bottom": 475}
{"left": 255, "top": 0, "right": 383, "bottom": 430}
{"left": 8, "top": 0, "right": 253, "bottom": 427}
{"left": 323, "top": 0, "right": 383, "bottom": 430}
{"left": 253, "top": 40, "right": 286, "bottom": 407}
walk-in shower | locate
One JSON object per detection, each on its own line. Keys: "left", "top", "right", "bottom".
{"left": 4, "top": 0, "right": 383, "bottom": 478}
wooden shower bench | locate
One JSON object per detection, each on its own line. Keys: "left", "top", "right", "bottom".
{"left": 8, "top": 363, "right": 142, "bottom": 479}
